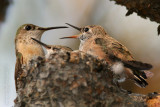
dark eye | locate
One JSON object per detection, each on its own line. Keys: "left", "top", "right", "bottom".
{"left": 25, "top": 25, "right": 32, "bottom": 31}
{"left": 84, "top": 28, "right": 89, "bottom": 32}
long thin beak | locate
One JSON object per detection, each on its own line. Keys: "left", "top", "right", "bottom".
{"left": 60, "top": 35, "right": 79, "bottom": 39}
{"left": 31, "top": 38, "right": 51, "bottom": 49}
{"left": 65, "top": 23, "right": 81, "bottom": 31}
{"left": 38, "top": 26, "right": 68, "bottom": 31}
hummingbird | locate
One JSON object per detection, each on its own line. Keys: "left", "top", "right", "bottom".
{"left": 60, "top": 23, "right": 153, "bottom": 88}
{"left": 15, "top": 24, "right": 68, "bottom": 91}
{"left": 31, "top": 38, "right": 72, "bottom": 59}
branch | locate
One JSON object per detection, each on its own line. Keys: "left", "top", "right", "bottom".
{"left": 0, "top": 0, "right": 10, "bottom": 22}
{"left": 111, "top": 0, "right": 160, "bottom": 23}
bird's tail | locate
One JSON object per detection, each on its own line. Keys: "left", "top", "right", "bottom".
{"left": 125, "top": 63, "right": 154, "bottom": 88}
{"left": 109, "top": 54, "right": 153, "bottom": 70}
{"left": 132, "top": 69, "right": 148, "bottom": 88}
{"left": 123, "top": 60, "right": 152, "bottom": 70}
{"left": 144, "top": 70, "right": 154, "bottom": 78}
{"left": 109, "top": 54, "right": 153, "bottom": 88}
{"left": 133, "top": 70, "right": 154, "bottom": 88}
{"left": 121, "top": 60, "right": 153, "bottom": 88}
{"left": 125, "top": 68, "right": 148, "bottom": 88}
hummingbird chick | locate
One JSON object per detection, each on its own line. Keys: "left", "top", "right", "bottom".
{"left": 60, "top": 23, "right": 153, "bottom": 88}
{"left": 31, "top": 38, "right": 72, "bottom": 59}
{"left": 15, "top": 24, "right": 68, "bottom": 91}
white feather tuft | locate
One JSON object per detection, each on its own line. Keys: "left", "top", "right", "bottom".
{"left": 111, "top": 62, "right": 124, "bottom": 75}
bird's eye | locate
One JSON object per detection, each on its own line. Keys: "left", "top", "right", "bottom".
{"left": 25, "top": 25, "right": 32, "bottom": 31}
{"left": 84, "top": 28, "right": 89, "bottom": 32}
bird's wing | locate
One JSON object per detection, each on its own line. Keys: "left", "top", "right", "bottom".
{"left": 15, "top": 51, "right": 23, "bottom": 91}
{"left": 95, "top": 37, "right": 133, "bottom": 60}
{"left": 95, "top": 37, "right": 153, "bottom": 88}
{"left": 95, "top": 37, "right": 152, "bottom": 70}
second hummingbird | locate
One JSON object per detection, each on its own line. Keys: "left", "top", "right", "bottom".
{"left": 60, "top": 23, "right": 153, "bottom": 88}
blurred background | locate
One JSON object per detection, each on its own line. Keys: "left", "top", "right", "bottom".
{"left": 0, "top": 0, "right": 160, "bottom": 106}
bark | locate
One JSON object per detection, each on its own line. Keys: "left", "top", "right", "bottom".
{"left": 14, "top": 50, "right": 158, "bottom": 107}
{"left": 0, "top": 0, "right": 11, "bottom": 22}
{"left": 111, "top": 0, "right": 160, "bottom": 23}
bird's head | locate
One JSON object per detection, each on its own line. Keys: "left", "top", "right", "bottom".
{"left": 60, "top": 23, "right": 107, "bottom": 42}
{"left": 15, "top": 24, "right": 68, "bottom": 42}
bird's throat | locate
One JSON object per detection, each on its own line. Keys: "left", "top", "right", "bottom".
{"left": 16, "top": 43, "right": 44, "bottom": 64}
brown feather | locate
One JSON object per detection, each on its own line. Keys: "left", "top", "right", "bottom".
{"left": 15, "top": 51, "right": 23, "bottom": 91}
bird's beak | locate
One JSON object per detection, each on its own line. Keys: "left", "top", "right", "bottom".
{"left": 60, "top": 35, "right": 79, "bottom": 39}
{"left": 65, "top": 23, "right": 81, "bottom": 31}
{"left": 60, "top": 23, "right": 81, "bottom": 39}
{"left": 38, "top": 26, "right": 68, "bottom": 31}
{"left": 31, "top": 38, "right": 51, "bottom": 49}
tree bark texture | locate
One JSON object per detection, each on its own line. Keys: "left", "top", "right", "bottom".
{"left": 111, "top": 0, "right": 160, "bottom": 24}
{"left": 14, "top": 50, "right": 159, "bottom": 107}
{"left": 0, "top": 0, "right": 10, "bottom": 22}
